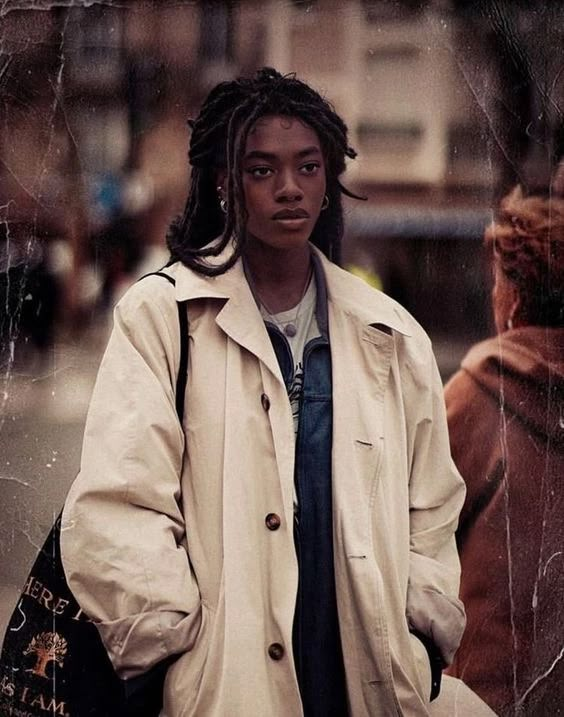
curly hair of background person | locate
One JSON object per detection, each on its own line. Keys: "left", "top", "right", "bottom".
{"left": 485, "top": 186, "right": 564, "bottom": 327}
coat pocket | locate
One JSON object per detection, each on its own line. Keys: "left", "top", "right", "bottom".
{"left": 353, "top": 437, "right": 384, "bottom": 508}
{"left": 409, "top": 631, "right": 432, "bottom": 704}
{"left": 161, "top": 602, "right": 213, "bottom": 717}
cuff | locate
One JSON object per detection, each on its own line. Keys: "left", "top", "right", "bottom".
{"left": 96, "top": 605, "right": 203, "bottom": 678}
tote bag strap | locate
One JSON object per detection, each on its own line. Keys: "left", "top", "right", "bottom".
{"left": 139, "top": 271, "right": 188, "bottom": 423}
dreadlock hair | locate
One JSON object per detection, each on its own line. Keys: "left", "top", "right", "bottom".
{"left": 167, "top": 67, "right": 363, "bottom": 276}
{"left": 485, "top": 186, "right": 564, "bottom": 327}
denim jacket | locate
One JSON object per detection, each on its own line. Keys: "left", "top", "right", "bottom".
{"left": 266, "top": 255, "right": 348, "bottom": 716}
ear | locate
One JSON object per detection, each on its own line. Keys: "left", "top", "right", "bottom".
{"left": 508, "top": 293, "right": 523, "bottom": 329}
{"left": 215, "top": 170, "right": 227, "bottom": 197}
{"left": 493, "top": 268, "right": 523, "bottom": 333}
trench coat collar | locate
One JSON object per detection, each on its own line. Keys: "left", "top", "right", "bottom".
{"left": 171, "top": 242, "right": 411, "bottom": 340}
{"left": 316, "top": 249, "right": 411, "bottom": 337}
{"left": 171, "top": 244, "right": 284, "bottom": 383}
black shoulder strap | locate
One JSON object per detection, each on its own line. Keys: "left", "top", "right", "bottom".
{"left": 139, "top": 271, "right": 188, "bottom": 423}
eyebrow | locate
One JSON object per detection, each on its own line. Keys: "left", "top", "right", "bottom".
{"left": 243, "top": 146, "right": 322, "bottom": 162}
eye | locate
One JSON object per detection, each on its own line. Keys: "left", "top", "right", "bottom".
{"left": 247, "top": 166, "right": 273, "bottom": 178}
{"left": 300, "top": 162, "right": 321, "bottom": 175}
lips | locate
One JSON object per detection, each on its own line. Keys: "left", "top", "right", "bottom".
{"left": 271, "top": 208, "right": 310, "bottom": 220}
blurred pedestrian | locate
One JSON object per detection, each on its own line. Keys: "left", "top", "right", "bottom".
{"left": 61, "top": 67, "right": 467, "bottom": 716}
{"left": 445, "top": 186, "right": 564, "bottom": 715}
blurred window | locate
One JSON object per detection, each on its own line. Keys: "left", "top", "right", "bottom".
{"left": 362, "top": 0, "right": 429, "bottom": 22}
{"left": 357, "top": 121, "right": 423, "bottom": 156}
{"left": 66, "top": 8, "right": 124, "bottom": 92}
{"left": 363, "top": 45, "right": 421, "bottom": 118}
{"left": 199, "top": 1, "right": 234, "bottom": 63}
{"left": 447, "top": 122, "right": 495, "bottom": 185}
{"left": 291, "top": 14, "right": 342, "bottom": 72}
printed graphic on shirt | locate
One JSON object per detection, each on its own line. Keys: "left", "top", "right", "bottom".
{"left": 288, "top": 361, "right": 304, "bottom": 430}
{"left": 260, "top": 276, "right": 319, "bottom": 435}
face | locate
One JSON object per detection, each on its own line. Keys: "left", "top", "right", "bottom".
{"left": 234, "top": 114, "right": 327, "bottom": 252}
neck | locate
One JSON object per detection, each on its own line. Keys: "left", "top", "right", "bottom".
{"left": 245, "top": 239, "right": 312, "bottom": 313}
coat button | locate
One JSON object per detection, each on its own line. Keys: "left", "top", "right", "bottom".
{"left": 268, "top": 642, "right": 284, "bottom": 660}
{"left": 265, "top": 513, "right": 281, "bottom": 531}
{"left": 261, "top": 393, "right": 271, "bottom": 411}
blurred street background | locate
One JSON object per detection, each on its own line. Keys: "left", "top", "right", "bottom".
{"left": 1, "top": 0, "right": 564, "bottom": 635}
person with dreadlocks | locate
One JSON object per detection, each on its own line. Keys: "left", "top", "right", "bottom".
{"left": 61, "top": 68, "right": 467, "bottom": 716}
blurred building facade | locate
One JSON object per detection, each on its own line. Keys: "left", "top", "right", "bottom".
{"left": 1, "top": 0, "right": 564, "bottom": 364}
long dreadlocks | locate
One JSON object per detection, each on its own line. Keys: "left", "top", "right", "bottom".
{"left": 167, "top": 67, "right": 363, "bottom": 276}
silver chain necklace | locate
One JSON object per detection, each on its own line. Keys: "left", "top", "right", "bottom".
{"left": 259, "top": 267, "right": 313, "bottom": 338}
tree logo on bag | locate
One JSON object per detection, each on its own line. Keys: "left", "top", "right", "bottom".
{"left": 23, "top": 632, "right": 68, "bottom": 678}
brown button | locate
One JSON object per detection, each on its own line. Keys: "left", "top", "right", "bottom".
{"left": 265, "top": 513, "right": 281, "bottom": 531}
{"left": 261, "top": 393, "right": 271, "bottom": 411}
{"left": 268, "top": 642, "right": 284, "bottom": 660}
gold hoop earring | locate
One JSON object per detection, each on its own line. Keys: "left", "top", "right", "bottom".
{"left": 321, "top": 194, "right": 329, "bottom": 211}
{"left": 220, "top": 198, "right": 228, "bottom": 214}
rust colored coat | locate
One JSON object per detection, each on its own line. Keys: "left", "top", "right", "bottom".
{"left": 445, "top": 327, "right": 564, "bottom": 716}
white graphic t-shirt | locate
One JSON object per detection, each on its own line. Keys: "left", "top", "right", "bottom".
{"left": 260, "top": 276, "right": 320, "bottom": 435}
{"left": 261, "top": 277, "right": 320, "bottom": 512}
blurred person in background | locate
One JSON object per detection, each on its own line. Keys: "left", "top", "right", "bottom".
{"left": 0, "top": 46, "right": 91, "bottom": 368}
{"left": 60, "top": 67, "right": 482, "bottom": 716}
{"left": 445, "top": 186, "right": 564, "bottom": 715}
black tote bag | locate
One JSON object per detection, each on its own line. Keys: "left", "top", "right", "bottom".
{"left": 0, "top": 273, "right": 188, "bottom": 717}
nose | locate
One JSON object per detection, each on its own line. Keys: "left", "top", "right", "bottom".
{"left": 274, "top": 169, "right": 303, "bottom": 203}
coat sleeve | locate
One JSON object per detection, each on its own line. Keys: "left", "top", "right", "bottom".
{"left": 404, "top": 337, "right": 466, "bottom": 667}
{"left": 60, "top": 277, "right": 201, "bottom": 679}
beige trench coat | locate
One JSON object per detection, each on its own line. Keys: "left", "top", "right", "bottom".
{"left": 61, "top": 246, "right": 466, "bottom": 716}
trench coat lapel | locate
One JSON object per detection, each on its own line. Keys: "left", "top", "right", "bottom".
{"left": 173, "top": 256, "right": 285, "bottom": 386}
{"left": 214, "top": 290, "right": 285, "bottom": 386}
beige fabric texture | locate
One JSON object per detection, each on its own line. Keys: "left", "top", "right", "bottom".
{"left": 431, "top": 676, "right": 498, "bottom": 716}
{"left": 61, "top": 246, "right": 466, "bottom": 716}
